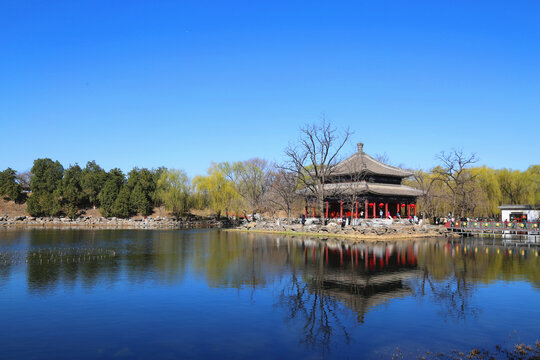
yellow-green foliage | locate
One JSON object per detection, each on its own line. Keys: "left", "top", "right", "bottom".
{"left": 193, "top": 163, "right": 242, "bottom": 218}
{"left": 412, "top": 165, "right": 539, "bottom": 218}
{"left": 156, "top": 169, "right": 192, "bottom": 217}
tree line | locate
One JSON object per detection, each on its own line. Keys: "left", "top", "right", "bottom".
{"left": 411, "top": 157, "right": 539, "bottom": 219}
{"left": 0, "top": 122, "right": 538, "bottom": 221}
{"left": 0, "top": 159, "right": 193, "bottom": 218}
{"left": 0, "top": 157, "right": 300, "bottom": 220}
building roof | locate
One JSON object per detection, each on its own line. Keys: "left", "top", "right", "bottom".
{"left": 299, "top": 181, "right": 423, "bottom": 198}
{"left": 332, "top": 143, "right": 413, "bottom": 178}
{"left": 498, "top": 204, "right": 539, "bottom": 210}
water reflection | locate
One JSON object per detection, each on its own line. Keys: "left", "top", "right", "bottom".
{"left": 0, "top": 229, "right": 538, "bottom": 358}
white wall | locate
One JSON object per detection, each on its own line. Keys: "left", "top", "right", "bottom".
{"left": 501, "top": 209, "right": 540, "bottom": 222}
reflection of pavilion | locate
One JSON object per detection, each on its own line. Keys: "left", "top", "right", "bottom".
{"left": 296, "top": 238, "right": 422, "bottom": 323}
{"left": 308, "top": 268, "right": 422, "bottom": 323}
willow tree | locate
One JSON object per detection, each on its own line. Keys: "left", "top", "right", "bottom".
{"left": 156, "top": 169, "right": 191, "bottom": 218}
{"left": 193, "top": 163, "right": 241, "bottom": 219}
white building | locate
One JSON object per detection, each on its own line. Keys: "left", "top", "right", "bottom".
{"left": 498, "top": 205, "right": 540, "bottom": 222}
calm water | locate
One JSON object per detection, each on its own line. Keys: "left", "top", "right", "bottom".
{"left": 0, "top": 229, "right": 538, "bottom": 359}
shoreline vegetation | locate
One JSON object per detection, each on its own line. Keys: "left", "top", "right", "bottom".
{"left": 0, "top": 121, "right": 537, "bottom": 226}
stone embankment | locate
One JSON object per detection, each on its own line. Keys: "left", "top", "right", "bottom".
{"left": 0, "top": 215, "right": 234, "bottom": 229}
{"left": 237, "top": 218, "right": 450, "bottom": 239}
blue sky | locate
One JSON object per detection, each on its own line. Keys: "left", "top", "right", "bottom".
{"left": 1, "top": 0, "right": 539, "bottom": 177}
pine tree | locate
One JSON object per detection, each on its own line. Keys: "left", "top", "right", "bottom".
{"left": 112, "top": 185, "right": 131, "bottom": 218}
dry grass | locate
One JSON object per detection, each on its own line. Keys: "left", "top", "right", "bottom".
{"left": 0, "top": 200, "right": 27, "bottom": 217}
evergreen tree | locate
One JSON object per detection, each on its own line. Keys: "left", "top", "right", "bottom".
{"left": 27, "top": 191, "right": 62, "bottom": 217}
{"left": 81, "top": 161, "right": 107, "bottom": 209}
{"left": 112, "top": 185, "right": 132, "bottom": 218}
{"left": 129, "top": 184, "right": 150, "bottom": 215}
{"left": 0, "top": 168, "right": 24, "bottom": 202}
{"left": 126, "top": 168, "right": 155, "bottom": 216}
{"left": 98, "top": 169, "right": 124, "bottom": 217}
{"left": 27, "top": 158, "right": 63, "bottom": 217}
{"left": 59, "top": 164, "right": 83, "bottom": 218}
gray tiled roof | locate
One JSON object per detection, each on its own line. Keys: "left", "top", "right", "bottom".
{"left": 333, "top": 151, "right": 412, "bottom": 178}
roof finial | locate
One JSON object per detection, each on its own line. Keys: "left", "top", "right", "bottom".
{"left": 357, "top": 142, "right": 364, "bottom": 153}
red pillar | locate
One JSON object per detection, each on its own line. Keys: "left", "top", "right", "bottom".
{"left": 312, "top": 201, "right": 316, "bottom": 218}
{"left": 325, "top": 201, "right": 329, "bottom": 219}
{"left": 372, "top": 203, "right": 376, "bottom": 218}
{"left": 407, "top": 204, "right": 410, "bottom": 217}
{"left": 355, "top": 201, "right": 358, "bottom": 219}
{"left": 397, "top": 203, "right": 399, "bottom": 216}
{"left": 385, "top": 203, "right": 388, "bottom": 218}
{"left": 340, "top": 201, "right": 343, "bottom": 218}
{"left": 414, "top": 204, "right": 417, "bottom": 216}
{"left": 305, "top": 203, "right": 308, "bottom": 218}
{"left": 365, "top": 200, "right": 368, "bottom": 219}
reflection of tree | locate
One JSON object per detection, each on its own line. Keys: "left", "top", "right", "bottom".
{"left": 413, "top": 244, "right": 480, "bottom": 319}
{"left": 277, "top": 251, "right": 351, "bottom": 355}
{"left": 416, "top": 267, "right": 479, "bottom": 319}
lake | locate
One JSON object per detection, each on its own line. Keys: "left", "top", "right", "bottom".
{"left": 0, "top": 229, "right": 538, "bottom": 359}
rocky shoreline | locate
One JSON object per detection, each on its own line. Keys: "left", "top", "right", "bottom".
{"left": 0, "top": 215, "right": 236, "bottom": 230}
{"left": 235, "top": 218, "right": 450, "bottom": 239}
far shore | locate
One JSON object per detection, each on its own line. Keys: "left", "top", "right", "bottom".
{"left": 226, "top": 228, "right": 447, "bottom": 242}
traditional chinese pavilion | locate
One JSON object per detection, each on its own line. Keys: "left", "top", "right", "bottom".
{"left": 303, "top": 142, "right": 422, "bottom": 219}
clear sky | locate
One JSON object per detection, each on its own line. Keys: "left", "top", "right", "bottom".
{"left": 1, "top": 0, "right": 539, "bottom": 177}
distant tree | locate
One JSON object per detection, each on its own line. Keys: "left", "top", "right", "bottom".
{"left": 127, "top": 168, "right": 155, "bottom": 216}
{"left": 15, "top": 170, "right": 32, "bottom": 192}
{"left": 81, "top": 161, "right": 107, "bottom": 209}
{"left": 496, "top": 168, "right": 532, "bottom": 205}
{"left": 225, "top": 158, "right": 272, "bottom": 215}
{"left": 411, "top": 169, "right": 441, "bottom": 219}
{"left": 267, "top": 168, "right": 299, "bottom": 220}
{"left": 27, "top": 192, "right": 62, "bottom": 217}
{"left": 98, "top": 169, "right": 124, "bottom": 217}
{"left": 156, "top": 169, "right": 192, "bottom": 217}
{"left": 151, "top": 167, "right": 167, "bottom": 207}
{"left": 0, "top": 168, "right": 24, "bottom": 202}
{"left": 283, "top": 119, "right": 351, "bottom": 220}
{"left": 58, "top": 164, "right": 84, "bottom": 218}
{"left": 193, "top": 163, "right": 241, "bottom": 218}
{"left": 26, "top": 158, "right": 64, "bottom": 217}
{"left": 434, "top": 150, "right": 478, "bottom": 217}
{"left": 29, "top": 158, "right": 64, "bottom": 194}
{"left": 112, "top": 185, "right": 132, "bottom": 218}
{"left": 527, "top": 165, "right": 540, "bottom": 205}
{"left": 470, "top": 166, "right": 502, "bottom": 217}
{"left": 129, "top": 184, "right": 150, "bottom": 215}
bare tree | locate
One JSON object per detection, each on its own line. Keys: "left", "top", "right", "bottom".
{"left": 434, "top": 149, "right": 478, "bottom": 218}
{"left": 267, "top": 167, "right": 299, "bottom": 221}
{"left": 412, "top": 169, "right": 441, "bottom": 220}
{"left": 16, "top": 170, "right": 32, "bottom": 191}
{"left": 225, "top": 158, "right": 272, "bottom": 217}
{"left": 283, "top": 119, "right": 351, "bottom": 220}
